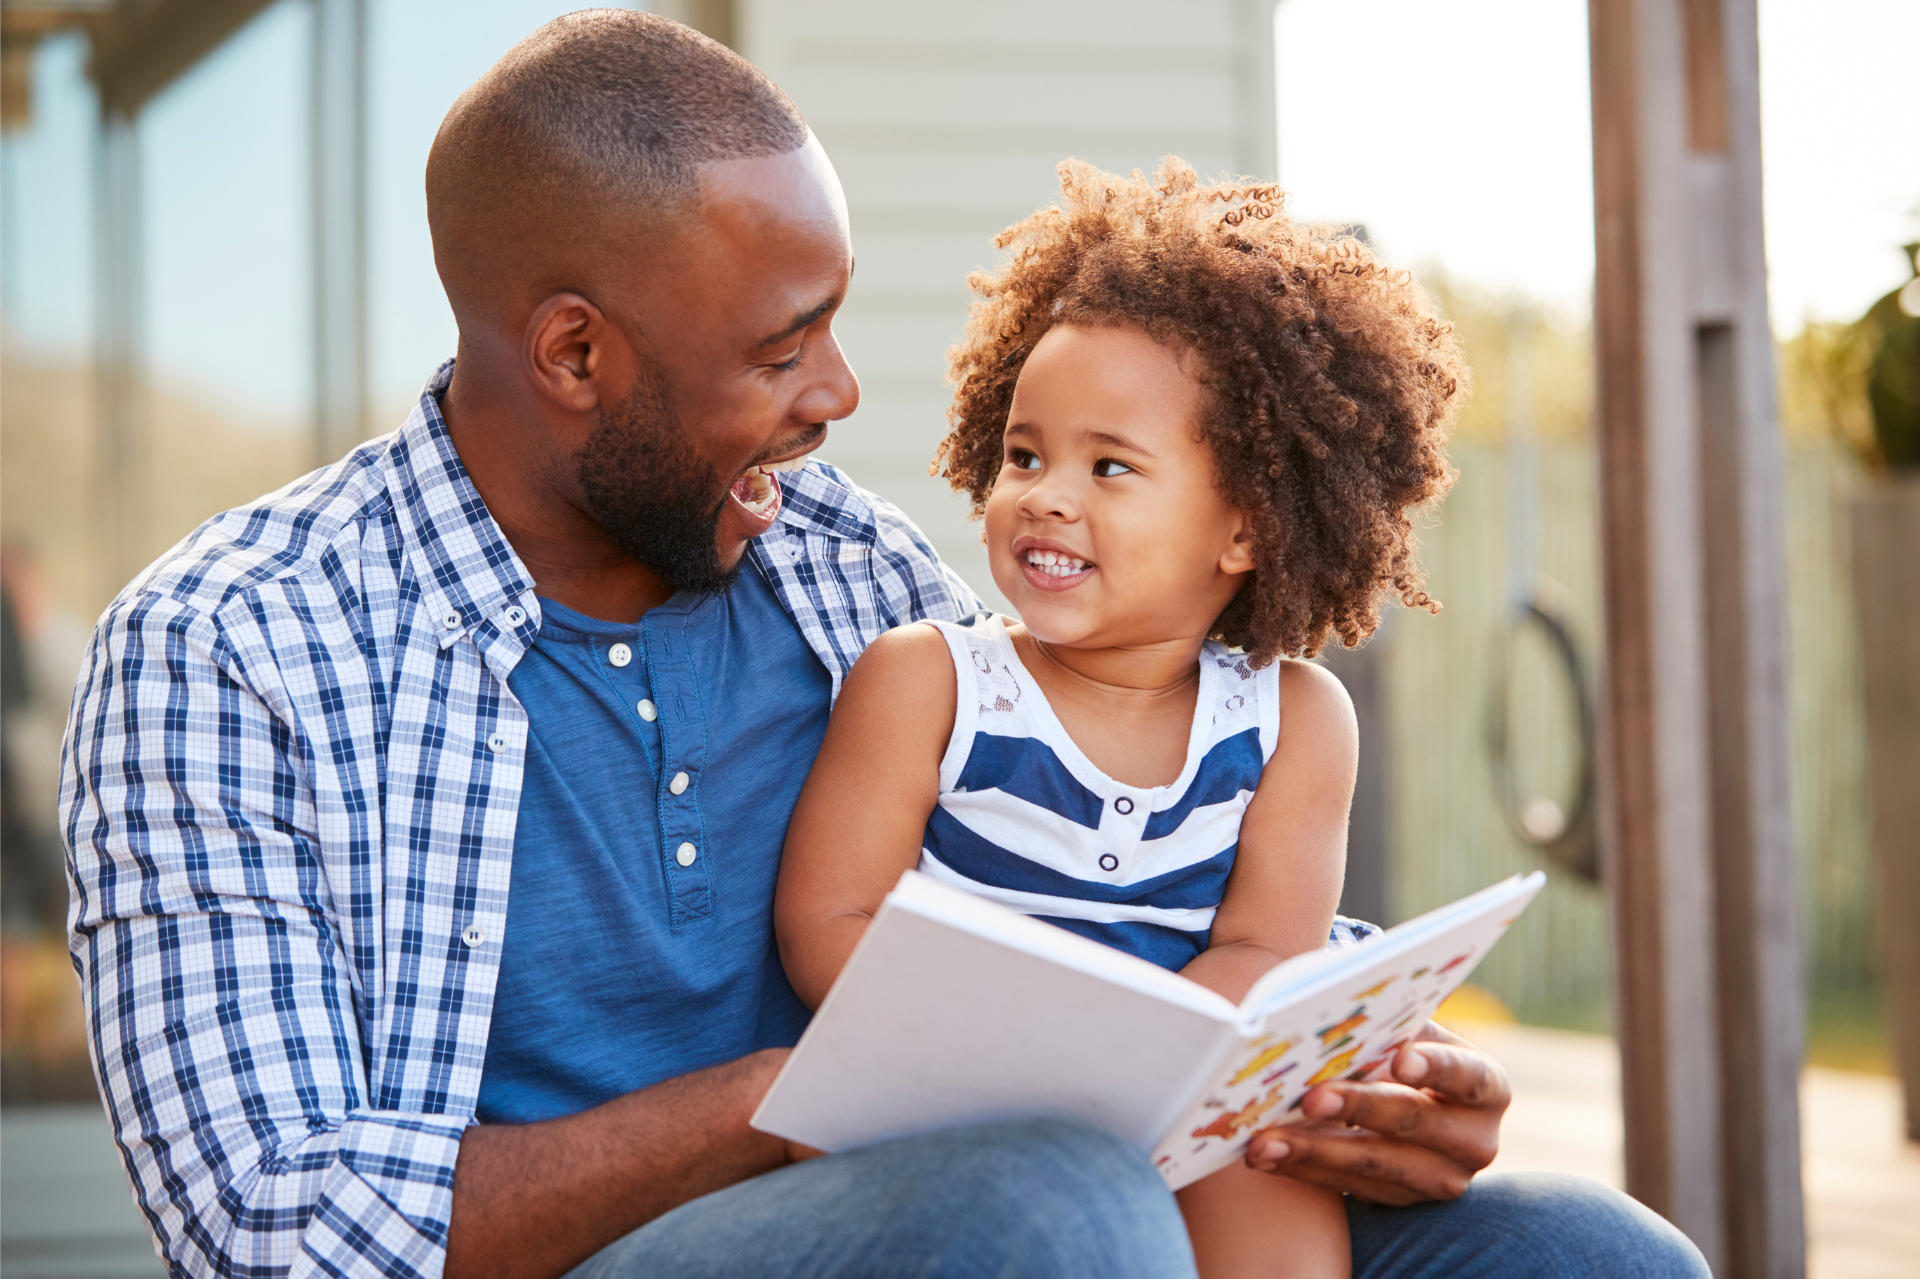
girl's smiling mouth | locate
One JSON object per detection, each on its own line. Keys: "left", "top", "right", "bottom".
{"left": 1012, "top": 537, "right": 1096, "bottom": 591}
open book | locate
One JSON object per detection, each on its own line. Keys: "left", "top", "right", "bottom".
{"left": 753, "top": 869, "right": 1545, "bottom": 1190}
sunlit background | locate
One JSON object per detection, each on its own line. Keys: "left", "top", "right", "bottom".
{"left": 2, "top": 0, "right": 1916, "bottom": 1271}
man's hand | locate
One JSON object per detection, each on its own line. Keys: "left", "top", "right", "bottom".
{"left": 1244, "top": 1022, "right": 1508, "bottom": 1205}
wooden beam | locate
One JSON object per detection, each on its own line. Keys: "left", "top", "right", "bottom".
{"left": 87, "top": 0, "right": 276, "bottom": 119}
{"left": 1588, "top": 1, "right": 1805, "bottom": 1274}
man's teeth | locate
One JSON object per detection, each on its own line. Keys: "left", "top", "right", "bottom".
{"left": 1023, "top": 549, "right": 1090, "bottom": 577}
{"left": 737, "top": 466, "right": 779, "bottom": 516}
{"left": 762, "top": 458, "right": 810, "bottom": 473}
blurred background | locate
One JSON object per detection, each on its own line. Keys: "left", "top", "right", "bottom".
{"left": 1, "top": 0, "right": 1915, "bottom": 1273}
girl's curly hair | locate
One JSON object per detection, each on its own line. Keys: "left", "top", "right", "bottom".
{"left": 933, "top": 158, "right": 1465, "bottom": 665}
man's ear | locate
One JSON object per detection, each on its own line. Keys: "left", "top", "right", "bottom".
{"left": 1220, "top": 509, "right": 1257, "bottom": 577}
{"left": 525, "top": 292, "right": 617, "bottom": 413}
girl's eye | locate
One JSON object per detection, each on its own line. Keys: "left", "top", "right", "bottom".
{"left": 1092, "top": 458, "right": 1134, "bottom": 478}
{"left": 1009, "top": 449, "right": 1042, "bottom": 471}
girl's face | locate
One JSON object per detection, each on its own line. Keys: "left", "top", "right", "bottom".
{"left": 984, "top": 323, "right": 1255, "bottom": 651}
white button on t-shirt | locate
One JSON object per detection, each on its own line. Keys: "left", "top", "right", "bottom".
{"left": 502, "top": 605, "right": 527, "bottom": 628}
{"left": 675, "top": 842, "right": 698, "bottom": 867}
{"left": 462, "top": 925, "right": 485, "bottom": 947}
{"left": 487, "top": 733, "right": 509, "bottom": 753}
{"left": 670, "top": 771, "right": 690, "bottom": 795}
{"left": 637, "top": 699, "right": 657, "bottom": 721}
{"left": 608, "top": 642, "right": 633, "bottom": 668}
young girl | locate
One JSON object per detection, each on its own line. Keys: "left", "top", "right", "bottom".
{"left": 774, "top": 160, "right": 1463, "bottom": 1279}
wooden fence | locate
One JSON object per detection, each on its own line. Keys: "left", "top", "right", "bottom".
{"left": 1382, "top": 440, "right": 1874, "bottom": 1027}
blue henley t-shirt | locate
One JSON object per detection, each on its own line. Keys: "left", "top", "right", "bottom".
{"left": 475, "top": 561, "right": 828, "bottom": 1124}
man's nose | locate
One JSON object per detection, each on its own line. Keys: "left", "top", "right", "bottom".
{"left": 793, "top": 331, "right": 860, "bottom": 424}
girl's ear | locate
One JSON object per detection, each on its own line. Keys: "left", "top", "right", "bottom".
{"left": 1219, "top": 508, "right": 1257, "bottom": 577}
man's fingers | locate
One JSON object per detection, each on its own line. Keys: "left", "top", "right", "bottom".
{"left": 1393, "top": 1039, "right": 1511, "bottom": 1112}
{"left": 1313, "top": 1080, "right": 1441, "bottom": 1141}
{"left": 1245, "top": 1123, "right": 1473, "bottom": 1204}
{"left": 1294, "top": 1078, "right": 1500, "bottom": 1172}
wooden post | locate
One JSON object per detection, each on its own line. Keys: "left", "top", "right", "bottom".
{"left": 1588, "top": 1, "right": 1805, "bottom": 1275}
{"left": 311, "top": 0, "right": 368, "bottom": 467}
{"left": 1850, "top": 480, "right": 1920, "bottom": 1142}
{"left": 93, "top": 107, "right": 147, "bottom": 597}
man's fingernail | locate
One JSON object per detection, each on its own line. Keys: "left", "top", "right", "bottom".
{"left": 1303, "top": 1089, "right": 1343, "bottom": 1119}
{"left": 1255, "top": 1139, "right": 1289, "bottom": 1162}
{"left": 1400, "top": 1047, "right": 1429, "bottom": 1082}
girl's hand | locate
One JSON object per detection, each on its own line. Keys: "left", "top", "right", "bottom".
{"left": 1242, "top": 1021, "right": 1511, "bottom": 1204}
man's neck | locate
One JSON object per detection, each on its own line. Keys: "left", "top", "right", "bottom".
{"left": 440, "top": 359, "right": 673, "bottom": 624}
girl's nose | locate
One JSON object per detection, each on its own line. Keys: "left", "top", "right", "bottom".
{"left": 1017, "top": 470, "right": 1080, "bottom": 522}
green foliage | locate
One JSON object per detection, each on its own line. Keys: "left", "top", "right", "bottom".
{"left": 1420, "top": 270, "right": 1593, "bottom": 444}
{"left": 1777, "top": 319, "right": 1877, "bottom": 457}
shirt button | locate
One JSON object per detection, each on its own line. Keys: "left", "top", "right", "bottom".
{"left": 1099, "top": 854, "right": 1120, "bottom": 872}
{"left": 675, "top": 842, "right": 698, "bottom": 867}
{"left": 637, "top": 699, "right": 657, "bottom": 721}
{"left": 1114, "top": 796, "right": 1135, "bottom": 815}
{"left": 503, "top": 605, "right": 527, "bottom": 628}
{"left": 488, "top": 733, "right": 509, "bottom": 753}
{"left": 670, "top": 771, "right": 690, "bottom": 795}
{"left": 462, "top": 925, "right": 485, "bottom": 947}
{"left": 442, "top": 610, "right": 462, "bottom": 630}
{"left": 609, "top": 642, "right": 633, "bottom": 668}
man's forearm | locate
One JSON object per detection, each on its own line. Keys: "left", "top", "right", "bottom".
{"left": 445, "top": 1049, "right": 793, "bottom": 1279}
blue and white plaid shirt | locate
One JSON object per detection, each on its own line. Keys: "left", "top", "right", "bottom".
{"left": 63, "top": 361, "right": 1378, "bottom": 1278}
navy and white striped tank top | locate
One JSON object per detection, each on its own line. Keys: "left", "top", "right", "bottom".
{"left": 918, "top": 616, "right": 1279, "bottom": 971}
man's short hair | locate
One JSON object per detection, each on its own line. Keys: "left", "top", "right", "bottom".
{"left": 430, "top": 9, "right": 808, "bottom": 238}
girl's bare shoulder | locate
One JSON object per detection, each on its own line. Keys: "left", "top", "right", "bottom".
{"left": 1272, "top": 657, "right": 1358, "bottom": 747}
{"left": 839, "top": 621, "right": 964, "bottom": 711}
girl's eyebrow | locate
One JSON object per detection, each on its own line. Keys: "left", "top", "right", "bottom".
{"left": 1085, "top": 428, "right": 1155, "bottom": 458}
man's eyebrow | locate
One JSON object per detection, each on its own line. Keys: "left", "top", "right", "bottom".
{"left": 756, "top": 297, "right": 838, "bottom": 348}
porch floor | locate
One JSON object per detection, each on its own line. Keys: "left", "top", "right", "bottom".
{"left": 1470, "top": 1020, "right": 1920, "bottom": 1279}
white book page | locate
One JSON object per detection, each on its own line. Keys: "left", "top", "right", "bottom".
{"left": 1152, "top": 873, "right": 1544, "bottom": 1189}
{"left": 754, "top": 873, "right": 1242, "bottom": 1154}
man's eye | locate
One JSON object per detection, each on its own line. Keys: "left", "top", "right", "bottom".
{"left": 1092, "top": 458, "right": 1133, "bottom": 478}
{"left": 1009, "top": 449, "right": 1041, "bottom": 471}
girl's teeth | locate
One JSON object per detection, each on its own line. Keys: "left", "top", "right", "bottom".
{"left": 1024, "top": 550, "right": 1088, "bottom": 577}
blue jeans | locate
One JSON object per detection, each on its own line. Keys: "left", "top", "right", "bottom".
{"left": 569, "top": 1121, "right": 1709, "bottom": 1278}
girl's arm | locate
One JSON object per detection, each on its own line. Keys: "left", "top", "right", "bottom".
{"left": 775, "top": 623, "right": 958, "bottom": 1008}
{"left": 1182, "top": 659, "right": 1357, "bottom": 1003}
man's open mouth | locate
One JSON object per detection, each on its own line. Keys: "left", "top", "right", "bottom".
{"left": 729, "top": 458, "right": 810, "bottom": 522}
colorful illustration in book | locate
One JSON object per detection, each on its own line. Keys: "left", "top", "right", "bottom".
{"left": 1316, "top": 1010, "right": 1368, "bottom": 1046}
{"left": 1260, "top": 1061, "right": 1299, "bottom": 1086}
{"left": 1435, "top": 951, "right": 1474, "bottom": 976}
{"left": 1227, "top": 1037, "right": 1298, "bottom": 1085}
{"left": 1191, "top": 1085, "right": 1286, "bottom": 1140}
{"left": 1303, "top": 1044, "right": 1361, "bottom": 1088}
{"left": 1352, "top": 978, "right": 1393, "bottom": 999}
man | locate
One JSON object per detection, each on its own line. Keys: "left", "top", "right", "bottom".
{"left": 63, "top": 12, "right": 1705, "bottom": 1279}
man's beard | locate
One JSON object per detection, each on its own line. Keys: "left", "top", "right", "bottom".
{"left": 575, "top": 362, "right": 741, "bottom": 596}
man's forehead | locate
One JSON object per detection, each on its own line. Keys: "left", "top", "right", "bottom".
{"left": 695, "top": 135, "right": 849, "bottom": 238}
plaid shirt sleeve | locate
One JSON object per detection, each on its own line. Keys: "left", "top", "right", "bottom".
{"left": 64, "top": 586, "right": 463, "bottom": 1279}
